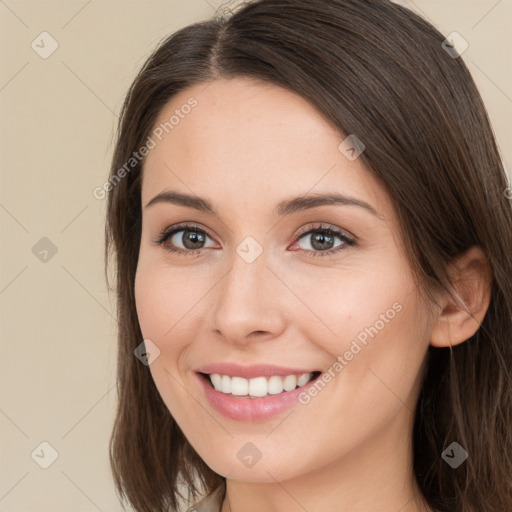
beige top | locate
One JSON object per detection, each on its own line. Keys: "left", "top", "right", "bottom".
{"left": 189, "top": 485, "right": 224, "bottom": 512}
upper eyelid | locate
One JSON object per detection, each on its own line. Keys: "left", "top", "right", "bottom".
{"left": 295, "top": 223, "right": 354, "bottom": 240}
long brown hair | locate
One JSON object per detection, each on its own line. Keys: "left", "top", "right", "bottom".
{"left": 105, "top": 1, "right": 512, "bottom": 510}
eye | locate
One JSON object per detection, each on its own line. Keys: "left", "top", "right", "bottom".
{"left": 290, "top": 223, "right": 356, "bottom": 258}
{"left": 152, "top": 222, "right": 356, "bottom": 258}
{"left": 152, "top": 223, "right": 217, "bottom": 256}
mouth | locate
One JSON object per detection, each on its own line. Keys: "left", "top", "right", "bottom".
{"left": 197, "top": 370, "right": 322, "bottom": 399}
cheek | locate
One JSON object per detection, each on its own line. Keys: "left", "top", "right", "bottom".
{"left": 134, "top": 260, "right": 205, "bottom": 349}
{"left": 282, "top": 252, "right": 430, "bottom": 409}
{"left": 282, "top": 284, "right": 430, "bottom": 475}
{"left": 310, "top": 280, "right": 430, "bottom": 434}
{"left": 134, "top": 262, "right": 203, "bottom": 424}
{"left": 135, "top": 266, "right": 170, "bottom": 342}
{"left": 276, "top": 252, "right": 415, "bottom": 353}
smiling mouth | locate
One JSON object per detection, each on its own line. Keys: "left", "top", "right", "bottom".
{"left": 198, "top": 371, "right": 322, "bottom": 399}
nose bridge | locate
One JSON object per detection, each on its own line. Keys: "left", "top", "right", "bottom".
{"left": 209, "top": 244, "right": 287, "bottom": 342}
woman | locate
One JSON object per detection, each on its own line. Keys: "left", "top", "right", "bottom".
{"left": 105, "top": 1, "right": 512, "bottom": 511}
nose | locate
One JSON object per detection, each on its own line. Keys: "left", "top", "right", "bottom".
{"left": 207, "top": 248, "right": 288, "bottom": 346}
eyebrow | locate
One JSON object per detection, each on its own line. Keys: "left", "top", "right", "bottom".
{"left": 145, "top": 190, "right": 383, "bottom": 220}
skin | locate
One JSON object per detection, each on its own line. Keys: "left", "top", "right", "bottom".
{"left": 134, "top": 77, "right": 492, "bottom": 512}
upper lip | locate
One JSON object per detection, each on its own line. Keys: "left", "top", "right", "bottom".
{"left": 195, "top": 363, "right": 320, "bottom": 379}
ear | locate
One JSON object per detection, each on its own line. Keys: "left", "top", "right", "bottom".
{"left": 429, "top": 246, "right": 492, "bottom": 348}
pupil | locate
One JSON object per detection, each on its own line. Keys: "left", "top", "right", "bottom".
{"left": 184, "top": 230, "right": 205, "bottom": 249}
{"left": 312, "top": 232, "right": 333, "bottom": 250}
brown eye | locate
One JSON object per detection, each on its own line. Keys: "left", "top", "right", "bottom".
{"left": 291, "top": 224, "right": 356, "bottom": 258}
{"left": 170, "top": 229, "right": 208, "bottom": 250}
{"left": 153, "top": 223, "right": 217, "bottom": 255}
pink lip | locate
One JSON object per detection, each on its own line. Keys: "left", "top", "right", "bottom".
{"left": 194, "top": 362, "right": 318, "bottom": 379}
{"left": 195, "top": 371, "right": 321, "bottom": 422}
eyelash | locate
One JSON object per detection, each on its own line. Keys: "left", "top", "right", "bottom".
{"left": 152, "top": 222, "right": 356, "bottom": 258}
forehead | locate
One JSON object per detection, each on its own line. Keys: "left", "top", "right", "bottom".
{"left": 141, "top": 77, "right": 389, "bottom": 220}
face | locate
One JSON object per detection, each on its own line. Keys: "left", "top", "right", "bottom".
{"left": 135, "top": 77, "right": 434, "bottom": 483}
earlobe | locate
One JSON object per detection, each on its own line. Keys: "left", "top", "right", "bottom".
{"left": 429, "top": 246, "right": 492, "bottom": 348}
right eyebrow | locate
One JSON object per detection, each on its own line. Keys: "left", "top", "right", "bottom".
{"left": 145, "top": 190, "right": 217, "bottom": 214}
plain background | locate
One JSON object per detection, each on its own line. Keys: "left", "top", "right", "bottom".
{"left": 0, "top": 1, "right": 511, "bottom": 510}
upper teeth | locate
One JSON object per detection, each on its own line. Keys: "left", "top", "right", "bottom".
{"left": 208, "top": 373, "right": 315, "bottom": 397}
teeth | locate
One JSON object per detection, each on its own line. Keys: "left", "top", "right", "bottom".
{"left": 221, "top": 375, "right": 231, "bottom": 394}
{"left": 210, "top": 373, "right": 222, "bottom": 390}
{"left": 208, "top": 372, "right": 316, "bottom": 397}
{"left": 231, "top": 376, "right": 248, "bottom": 396}
{"left": 283, "top": 374, "right": 297, "bottom": 391}
{"left": 249, "top": 376, "right": 268, "bottom": 397}
{"left": 297, "top": 373, "right": 311, "bottom": 386}
{"left": 268, "top": 375, "right": 283, "bottom": 395}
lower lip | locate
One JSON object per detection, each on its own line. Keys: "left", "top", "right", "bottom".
{"left": 196, "top": 372, "right": 318, "bottom": 422}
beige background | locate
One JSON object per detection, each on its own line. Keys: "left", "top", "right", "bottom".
{"left": 0, "top": 1, "right": 510, "bottom": 511}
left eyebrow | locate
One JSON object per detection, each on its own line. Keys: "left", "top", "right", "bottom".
{"left": 145, "top": 190, "right": 383, "bottom": 221}
{"left": 275, "top": 192, "right": 383, "bottom": 220}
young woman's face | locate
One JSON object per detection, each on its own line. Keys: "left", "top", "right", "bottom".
{"left": 135, "top": 77, "right": 435, "bottom": 482}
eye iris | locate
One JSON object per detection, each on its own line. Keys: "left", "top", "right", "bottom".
{"left": 311, "top": 231, "right": 334, "bottom": 251}
{"left": 183, "top": 230, "right": 205, "bottom": 249}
